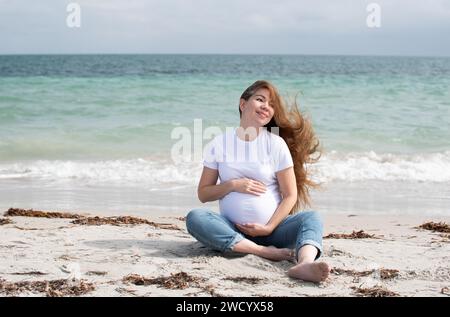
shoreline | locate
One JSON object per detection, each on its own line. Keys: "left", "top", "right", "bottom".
{"left": 1, "top": 179, "right": 449, "bottom": 218}
{"left": 1, "top": 208, "right": 449, "bottom": 297}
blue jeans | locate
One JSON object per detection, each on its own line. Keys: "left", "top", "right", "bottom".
{"left": 186, "top": 208, "right": 323, "bottom": 260}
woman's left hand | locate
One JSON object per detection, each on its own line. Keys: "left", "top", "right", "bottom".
{"left": 235, "top": 223, "right": 273, "bottom": 237}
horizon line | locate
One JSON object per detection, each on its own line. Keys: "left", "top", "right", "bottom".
{"left": 1, "top": 52, "right": 450, "bottom": 58}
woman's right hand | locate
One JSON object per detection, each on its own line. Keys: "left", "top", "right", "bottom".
{"left": 230, "top": 178, "right": 267, "bottom": 196}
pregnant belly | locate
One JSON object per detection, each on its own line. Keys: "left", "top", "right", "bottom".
{"left": 219, "top": 191, "right": 281, "bottom": 225}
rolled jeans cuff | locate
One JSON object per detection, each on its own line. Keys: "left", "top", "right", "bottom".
{"left": 224, "top": 232, "right": 245, "bottom": 252}
{"left": 296, "top": 239, "right": 323, "bottom": 260}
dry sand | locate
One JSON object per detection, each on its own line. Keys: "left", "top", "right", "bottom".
{"left": 0, "top": 208, "right": 449, "bottom": 297}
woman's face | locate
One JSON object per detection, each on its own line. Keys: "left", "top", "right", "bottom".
{"left": 240, "top": 88, "right": 274, "bottom": 127}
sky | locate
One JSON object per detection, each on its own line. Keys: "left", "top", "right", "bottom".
{"left": 1, "top": 0, "right": 450, "bottom": 56}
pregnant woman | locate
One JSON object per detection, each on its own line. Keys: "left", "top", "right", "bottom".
{"left": 186, "top": 80, "right": 331, "bottom": 283}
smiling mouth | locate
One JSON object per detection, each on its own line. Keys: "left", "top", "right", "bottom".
{"left": 256, "top": 111, "right": 268, "bottom": 119}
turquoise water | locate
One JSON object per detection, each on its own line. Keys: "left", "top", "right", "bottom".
{"left": 0, "top": 55, "right": 449, "bottom": 185}
{"left": 1, "top": 55, "right": 450, "bottom": 160}
{"left": 1, "top": 54, "right": 449, "bottom": 215}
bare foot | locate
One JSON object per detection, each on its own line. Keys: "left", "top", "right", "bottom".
{"left": 258, "top": 246, "right": 294, "bottom": 262}
{"left": 287, "top": 262, "right": 331, "bottom": 283}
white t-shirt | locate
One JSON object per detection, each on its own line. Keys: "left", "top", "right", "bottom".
{"left": 203, "top": 127, "right": 294, "bottom": 225}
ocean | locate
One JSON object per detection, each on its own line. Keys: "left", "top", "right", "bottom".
{"left": 0, "top": 54, "right": 449, "bottom": 216}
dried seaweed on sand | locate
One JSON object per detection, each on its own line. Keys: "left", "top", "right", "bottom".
{"left": 0, "top": 218, "right": 13, "bottom": 225}
{"left": 0, "top": 278, "right": 95, "bottom": 297}
{"left": 332, "top": 268, "right": 399, "bottom": 280}
{"left": 441, "top": 287, "right": 450, "bottom": 296}
{"left": 223, "top": 276, "right": 264, "bottom": 284}
{"left": 86, "top": 271, "right": 108, "bottom": 276}
{"left": 71, "top": 216, "right": 181, "bottom": 230}
{"left": 324, "top": 230, "right": 379, "bottom": 239}
{"left": 380, "top": 269, "right": 400, "bottom": 279}
{"left": 4, "top": 208, "right": 181, "bottom": 230}
{"left": 331, "top": 268, "right": 373, "bottom": 277}
{"left": 351, "top": 286, "right": 399, "bottom": 297}
{"left": 5, "top": 208, "right": 83, "bottom": 219}
{"left": 417, "top": 221, "right": 450, "bottom": 233}
{"left": 11, "top": 271, "right": 48, "bottom": 276}
{"left": 123, "top": 272, "right": 203, "bottom": 289}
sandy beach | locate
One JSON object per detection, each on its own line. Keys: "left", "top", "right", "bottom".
{"left": 1, "top": 0, "right": 450, "bottom": 302}
{"left": 1, "top": 208, "right": 449, "bottom": 297}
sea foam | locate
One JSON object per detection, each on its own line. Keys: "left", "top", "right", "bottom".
{"left": 1, "top": 151, "right": 449, "bottom": 186}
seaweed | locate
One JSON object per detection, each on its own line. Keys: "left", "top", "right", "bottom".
{"left": 332, "top": 268, "right": 399, "bottom": 279}
{"left": 0, "top": 218, "right": 13, "bottom": 225}
{"left": 71, "top": 216, "right": 181, "bottom": 230}
{"left": 417, "top": 221, "right": 450, "bottom": 233}
{"left": 0, "top": 278, "right": 95, "bottom": 297}
{"left": 5, "top": 208, "right": 83, "bottom": 219}
{"left": 324, "top": 230, "right": 379, "bottom": 239}
{"left": 4, "top": 207, "right": 181, "bottom": 230}
{"left": 223, "top": 276, "right": 264, "bottom": 284}
{"left": 331, "top": 268, "right": 373, "bottom": 277}
{"left": 86, "top": 271, "right": 108, "bottom": 276}
{"left": 10, "top": 271, "right": 48, "bottom": 276}
{"left": 351, "top": 286, "right": 399, "bottom": 297}
{"left": 123, "top": 272, "right": 203, "bottom": 290}
{"left": 441, "top": 287, "right": 450, "bottom": 296}
{"left": 380, "top": 269, "right": 400, "bottom": 279}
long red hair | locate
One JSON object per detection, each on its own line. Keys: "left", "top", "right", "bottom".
{"left": 239, "top": 80, "right": 321, "bottom": 214}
